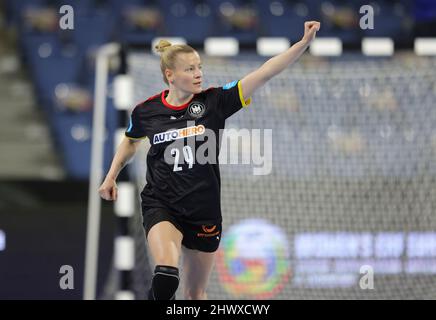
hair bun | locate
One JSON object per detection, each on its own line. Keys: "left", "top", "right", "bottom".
{"left": 155, "top": 40, "right": 172, "bottom": 54}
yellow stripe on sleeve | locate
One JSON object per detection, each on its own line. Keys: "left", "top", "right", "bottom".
{"left": 237, "top": 80, "right": 252, "bottom": 107}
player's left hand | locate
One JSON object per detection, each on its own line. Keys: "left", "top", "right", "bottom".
{"left": 302, "top": 21, "right": 321, "bottom": 44}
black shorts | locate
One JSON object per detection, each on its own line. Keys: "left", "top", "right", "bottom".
{"left": 143, "top": 208, "right": 222, "bottom": 253}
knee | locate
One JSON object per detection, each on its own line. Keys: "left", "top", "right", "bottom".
{"left": 148, "top": 242, "right": 181, "bottom": 268}
{"left": 185, "top": 288, "right": 207, "bottom": 300}
{"left": 152, "top": 248, "right": 179, "bottom": 267}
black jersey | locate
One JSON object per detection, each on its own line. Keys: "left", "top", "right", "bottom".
{"left": 125, "top": 80, "right": 251, "bottom": 225}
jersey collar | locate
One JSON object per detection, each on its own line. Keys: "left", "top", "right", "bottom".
{"left": 161, "top": 90, "right": 194, "bottom": 110}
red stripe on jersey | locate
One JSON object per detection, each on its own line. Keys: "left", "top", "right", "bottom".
{"left": 132, "top": 92, "right": 160, "bottom": 108}
{"left": 145, "top": 92, "right": 161, "bottom": 102}
{"left": 161, "top": 90, "right": 194, "bottom": 110}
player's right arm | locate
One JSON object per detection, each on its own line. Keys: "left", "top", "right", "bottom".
{"left": 99, "top": 137, "right": 142, "bottom": 201}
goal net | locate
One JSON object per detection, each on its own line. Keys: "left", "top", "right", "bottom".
{"left": 126, "top": 50, "right": 436, "bottom": 299}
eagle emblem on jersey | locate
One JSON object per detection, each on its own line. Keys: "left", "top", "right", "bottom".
{"left": 188, "top": 102, "right": 206, "bottom": 119}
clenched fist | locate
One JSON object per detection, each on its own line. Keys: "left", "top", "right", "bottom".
{"left": 99, "top": 178, "right": 118, "bottom": 201}
{"left": 302, "top": 21, "right": 321, "bottom": 44}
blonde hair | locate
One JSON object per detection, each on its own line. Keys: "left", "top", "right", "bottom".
{"left": 154, "top": 40, "right": 197, "bottom": 85}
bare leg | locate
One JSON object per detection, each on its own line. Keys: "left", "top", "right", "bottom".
{"left": 146, "top": 221, "right": 183, "bottom": 300}
{"left": 147, "top": 221, "right": 183, "bottom": 268}
{"left": 182, "top": 246, "right": 217, "bottom": 300}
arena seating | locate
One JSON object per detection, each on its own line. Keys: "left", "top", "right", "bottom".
{"left": 4, "top": 0, "right": 417, "bottom": 178}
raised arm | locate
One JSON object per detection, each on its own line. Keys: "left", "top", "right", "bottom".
{"left": 240, "top": 21, "right": 321, "bottom": 99}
